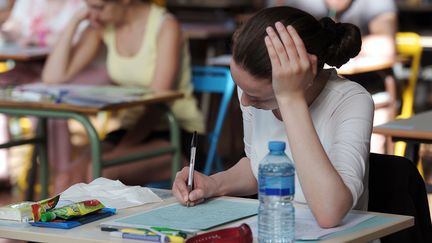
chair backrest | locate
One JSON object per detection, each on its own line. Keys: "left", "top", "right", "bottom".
{"left": 192, "top": 66, "right": 235, "bottom": 175}
{"left": 396, "top": 32, "right": 423, "bottom": 119}
{"left": 368, "top": 153, "right": 432, "bottom": 243}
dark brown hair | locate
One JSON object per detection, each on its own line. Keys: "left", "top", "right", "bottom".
{"left": 232, "top": 6, "right": 362, "bottom": 80}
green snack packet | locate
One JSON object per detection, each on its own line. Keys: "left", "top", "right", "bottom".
{"left": 30, "top": 195, "right": 60, "bottom": 222}
{"left": 41, "top": 199, "right": 105, "bottom": 222}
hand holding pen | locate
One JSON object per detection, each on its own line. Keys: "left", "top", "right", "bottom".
{"left": 186, "top": 132, "right": 197, "bottom": 207}
{"left": 172, "top": 132, "right": 218, "bottom": 206}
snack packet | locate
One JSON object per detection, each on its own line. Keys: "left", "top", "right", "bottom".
{"left": 40, "top": 199, "right": 105, "bottom": 222}
{"left": 29, "top": 195, "right": 60, "bottom": 222}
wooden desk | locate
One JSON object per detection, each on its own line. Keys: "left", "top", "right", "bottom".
{"left": 0, "top": 194, "right": 414, "bottom": 243}
{"left": 0, "top": 90, "right": 183, "bottom": 198}
{"left": 336, "top": 56, "right": 395, "bottom": 76}
{"left": 373, "top": 110, "right": 432, "bottom": 141}
{"left": 0, "top": 43, "right": 50, "bottom": 61}
{"left": 373, "top": 110, "right": 432, "bottom": 191}
{"left": 207, "top": 54, "right": 395, "bottom": 76}
{"left": 420, "top": 36, "right": 432, "bottom": 49}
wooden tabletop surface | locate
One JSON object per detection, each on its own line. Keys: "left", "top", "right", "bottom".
{"left": 373, "top": 110, "right": 432, "bottom": 141}
{"left": 0, "top": 44, "right": 50, "bottom": 61}
{"left": 0, "top": 90, "right": 183, "bottom": 115}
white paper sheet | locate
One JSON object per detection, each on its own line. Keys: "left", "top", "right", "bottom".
{"left": 238, "top": 207, "right": 374, "bottom": 240}
{"left": 58, "top": 178, "right": 162, "bottom": 209}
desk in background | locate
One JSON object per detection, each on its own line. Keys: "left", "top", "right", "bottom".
{"left": 0, "top": 43, "right": 49, "bottom": 62}
{"left": 0, "top": 195, "right": 414, "bottom": 243}
{"left": 207, "top": 54, "right": 395, "bottom": 76}
{"left": 0, "top": 90, "right": 183, "bottom": 199}
{"left": 373, "top": 110, "right": 432, "bottom": 191}
{"left": 420, "top": 36, "right": 432, "bottom": 49}
{"left": 336, "top": 56, "right": 395, "bottom": 76}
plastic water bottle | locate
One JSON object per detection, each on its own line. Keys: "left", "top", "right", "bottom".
{"left": 258, "top": 141, "right": 295, "bottom": 243}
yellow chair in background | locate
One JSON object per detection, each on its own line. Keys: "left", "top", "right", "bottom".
{"left": 0, "top": 60, "right": 15, "bottom": 73}
{"left": 396, "top": 32, "right": 422, "bottom": 120}
{"left": 393, "top": 32, "right": 424, "bottom": 176}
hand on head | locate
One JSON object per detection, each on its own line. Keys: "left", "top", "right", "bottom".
{"left": 172, "top": 166, "right": 217, "bottom": 207}
{"left": 265, "top": 22, "right": 318, "bottom": 103}
{"left": 73, "top": 7, "right": 90, "bottom": 24}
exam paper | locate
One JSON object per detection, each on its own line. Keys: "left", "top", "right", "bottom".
{"left": 58, "top": 178, "right": 162, "bottom": 209}
{"left": 295, "top": 208, "right": 375, "bottom": 240}
{"left": 241, "top": 207, "right": 375, "bottom": 240}
{"left": 101, "top": 198, "right": 259, "bottom": 231}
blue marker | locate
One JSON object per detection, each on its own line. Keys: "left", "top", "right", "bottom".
{"left": 110, "top": 231, "right": 161, "bottom": 242}
{"left": 55, "top": 90, "right": 69, "bottom": 104}
{"left": 110, "top": 231, "right": 185, "bottom": 242}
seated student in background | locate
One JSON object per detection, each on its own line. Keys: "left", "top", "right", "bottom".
{"left": 0, "top": 0, "right": 86, "bottom": 84}
{"left": 42, "top": 0, "right": 204, "bottom": 187}
{"left": 266, "top": 0, "right": 397, "bottom": 154}
{"left": 1, "top": 0, "right": 85, "bottom": 47}
{"left": 0, "top": 0, "right": 90, "bottom": 193}
{"left": 173, "top": 6, "right": 374, "bottom": 228}
{"left": 0, "top": 0, "right": 13, "bottom": 24}
{"left": 0, "top": 0, "right": 13, "bottom": 185}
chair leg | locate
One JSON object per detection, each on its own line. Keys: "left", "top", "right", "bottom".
{"left": 384, "top": 74, "right": 397, "bottom": 119}
{"left": 394, "top": 141, "right": 407, "bottom": 157}
{"left": 402, "top": 142, "right": 425, "bottom": 179}
{"left": 37, "top": 118, "right": 49, "bottom": 199}
{"left": 25, "top": 146, "right": 38, "bottom": 201}
{"left": 96, "top": 111, "right": 111, "bottom": 139}
{"left": 164, "top": 108, "right": 181, "bottom": 183}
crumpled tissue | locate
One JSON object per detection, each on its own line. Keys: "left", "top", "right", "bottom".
{"left": 58, "top": 177, "right": 162, "bottom": 209}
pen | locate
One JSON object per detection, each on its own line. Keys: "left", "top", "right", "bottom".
{"left": 55, "top": 90, "right": 69, "bottom": 104}
{"left": 101, "top": 226, "right": 191, "bottom": 239}
{"left": 110, "top": 231, "right": 161, "bottom": 242}
{"left": 110, "top": 231, "right": 185, "bottom": 243}
{"left": 186, "top": 131, "right": 197, "bottom": 207}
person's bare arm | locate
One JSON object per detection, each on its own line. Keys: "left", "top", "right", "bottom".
{"left": 151, "top": 15, "right": 182, "bottom": 91}
{"left": 0, "top": 0, "right": 14, "bottom": 23}
{"left": 360, "top": 12, "right": 397, "bottom": 59}
{"left": 42, "top": 10, "right": 102, "bottom": 84}
{"left": 266, "top": 23, "right": 353, "bottom": 228}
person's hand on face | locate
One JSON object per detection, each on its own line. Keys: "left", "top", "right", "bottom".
{"left": 172, "top": 167, "right": 218, "bottom": 207}
{"left": 72, "top": 7, "right": 90, "bottom": 24}
{"left": 264, "top": 22, "right": 318, "bottom": 104}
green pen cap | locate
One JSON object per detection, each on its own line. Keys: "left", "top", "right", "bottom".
{"left": 41, "top": 211, "right": 56, "bottom": 222}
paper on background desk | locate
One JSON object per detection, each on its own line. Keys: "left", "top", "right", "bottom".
{"left": 14, "top": 83, "right": 151, "bottom": 107}
{"left": 240, "top": 207, "right": 375, "bottom": 240}
{"left": 58, "top": 178, "right": 162, "bottom": 209}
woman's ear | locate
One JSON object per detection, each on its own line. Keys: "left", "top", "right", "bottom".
{"left": 308, "top": 54, "right": 318, "bottom": 77}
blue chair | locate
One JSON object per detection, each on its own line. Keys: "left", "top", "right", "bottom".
{"left": 192, "top": 66, "right": 235, "bottom": 175}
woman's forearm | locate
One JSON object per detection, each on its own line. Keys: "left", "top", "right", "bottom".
{"left": 210, "top": 157, "right": 257, "bottom": 197}
{"left": 278, "top": 97, "right": 352, "bottom": 228}
{"left": 42, "top": 19, "right": 81, "bottom": 83}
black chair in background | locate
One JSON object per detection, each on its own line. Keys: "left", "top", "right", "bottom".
{"left": 368, "top": 153, "right": 432, "bottom": 243}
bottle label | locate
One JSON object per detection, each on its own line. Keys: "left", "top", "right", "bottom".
{"left": 259, "top": 175, "right": 294, "bottom": 196}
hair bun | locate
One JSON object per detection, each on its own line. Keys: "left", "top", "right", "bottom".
{"left": 319, "top": 17, "right": 362, "bottom": 68}
{"left": 320, "top": 17, "right": 342, "bottom": 37}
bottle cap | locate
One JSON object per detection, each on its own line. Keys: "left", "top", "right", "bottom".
{"left": 268, "top": 141, "right": 286, "bottom": 152}
{"left": 41, "top": 211, "right": 56, "bottom": 222}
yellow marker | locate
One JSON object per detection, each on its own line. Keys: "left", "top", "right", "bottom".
{"left": 167, "top": 235, "right": 185, "bottom": 243}
{"left": 120, "top": 229, "right": 147, "bottom": 235}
